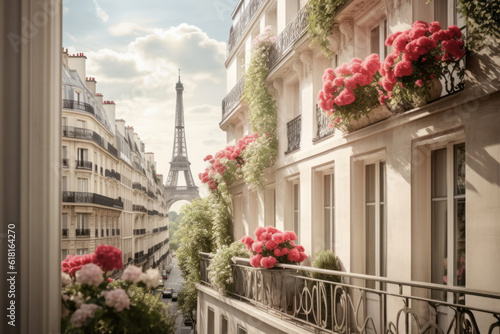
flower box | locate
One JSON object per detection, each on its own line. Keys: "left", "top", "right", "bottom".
{"left": 337, "top": 104, "right": 393, "bottom": 133}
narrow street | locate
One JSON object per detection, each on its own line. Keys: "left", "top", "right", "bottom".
{"left": 159, "top": 257, "right": 193, "bottom": 334}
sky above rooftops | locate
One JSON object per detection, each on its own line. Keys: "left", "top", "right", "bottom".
{"left": 64, "top": 0, "right": 238, "bottom": 209}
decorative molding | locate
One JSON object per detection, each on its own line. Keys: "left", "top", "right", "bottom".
{"left": 272, "top": 79, "right": 283, "bottom": 98}
{"left": 292, "top": 60, "right": 304, "bottom": 80}
{"left": 328, "top": 25, "right": 341, "bottom": 53}
{"left": 339, "top": 18, "right": 354, "bottom": 50}
{"left": 300, "top": 52, "right": 313, "bottom": 78}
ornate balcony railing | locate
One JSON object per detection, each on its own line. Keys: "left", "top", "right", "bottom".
{"left": 132, "top": 182, "right": 142, "bottom": 190}
{"left": 75, "top": 229, "right": 90, "bottom": 237}
{"left": 285, "top": 115, "right": 301, "bottom": 154}
{"left": 132, "top": 204, "right": 147, "bottom": 213}
{"left": 314, "top": 105, "right": 335, "bottom": 141}
{"left": 62, "top": 229, "right": 68, "bottom": 237}
{"left": 226, "top": 0, "right": 266, "bottom": 58}
{"left": 62, "top": 126, "right": 119, "bottom": 159}
{"left": 116, "top": 229, "right": 120, "bottom": 236}
{"left": 133, "top": 228, "right": 146, "bottom": 236}
{"left": 63, "top": 99, "right": 95, "bottom": 115}
{"left": 62, "top": 158, "right": 69, "bottom": 167}
{"left": 268, "top": 6, "right": 309, "bottom": 70}
{"left": 222, "top": 78, "right": 245, "bottom": 120}
{"left": 62, "top": 191, "right": 124, "bottom": 209}
{"left": 200, "top": 254, "right": 500, "bottom": 334}
{"left": 75, "top": 160, "right": 93, "bottom": 170}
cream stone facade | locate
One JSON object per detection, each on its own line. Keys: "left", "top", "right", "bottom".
{"left": 61, "top": 50, "right": 170, "bottom": 275}
{"left": 198, "top": 0, "right": 500, "bottom": 333}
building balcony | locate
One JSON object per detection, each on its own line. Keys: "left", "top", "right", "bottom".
{"left": 75, "top": 160, "right": 92, "bottom": 170}
{"left": 62, "top": 158, "right": 69, "bottom": 168}
{"left": 133, "top": 228, "right": 146, "bottom": 236}
{"left": 221, "top": 78, "right": 245, "bottom": 121}
{"left": 285, "top": 115, "right": 301, "bottom": 154}
{"left": 62, "top": 126, "right": 119, "bottom": 159}
{"left": 63, "top": 99, "right": 95, "bottom": 115}
{"left": 313, "top": 105, "right": 334, "bottom": 142}
{"left": 62, "top": 229, "right": 68, "bottom": 237}
{"left": 226, "top": 0, "right": 266, "bottom": 58}
{"left": 199, "top": 253, "right": 500, "bottom": 334}
{"left": 132, "top": 204, "right": 147, "bottom": 213}
{"left": 62, "top": 191, "right": 124, "bottom": 210}
{"left": 132, "top": 182, "right": 142, "bottom": 190}
{"left": 75, "top": 229, "right": 90, "bottom": 237}
{"left": 268, "top": 6, "right": 309, "bottom": 71}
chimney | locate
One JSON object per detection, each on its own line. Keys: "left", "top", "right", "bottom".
{"left": 157, "top": 174, "right": 164, "bottom": 185}
{"left": 126, "top": 126, "right": 135, "bottom": 143}
{"left": 95, "top": 93, "right": 103, "bottom": 105}
{"left": 145, "top": 152, "right": 154, "bottom": 163}
{"left": 86, "top": 77, "right": 96, "bottom": 95}
{"left": 62, "top": 48, "right": 69, "bottom": 67}
{"left": 67, "top": 52, "right": 87, "bottom": 82}
{"left": 102, "top": 101, "right": 116, "bottom": 134}
{"left": 115, "top": 119, "right": 126, "bottom": 136}
{"left": 140, "top": 142, "right": 145, "bottom": 153}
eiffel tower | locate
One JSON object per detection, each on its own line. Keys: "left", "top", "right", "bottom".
{"left": 164, "top": 70, "right": 199, "bottom": 210}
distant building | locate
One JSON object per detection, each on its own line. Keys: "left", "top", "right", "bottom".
{"left": 197, "top": 0, "right": 500, "bottom": 333}
{"left": 61, "top": 50, "right": 170, "bottom": 276}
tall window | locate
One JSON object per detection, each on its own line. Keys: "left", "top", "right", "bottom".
{"left": 76, "top": 213, "right": 89, "bottom": 230}
{"left": 370, "top": 20, "right": 388, "bottom": 60}
{"left": 77, "top": 147, "right": 88, "bottom": 162}
{"left": 61, "top": 249, "right": 69, "bottom": 261}
{"left": 77, "top": 178, "right": 88, "bottom": 192}
{"left": 207, "top": 308, "right": 214, "bottom": 334}
{"left": 62, "top": 176, "right": 68, "bottom": 191}
{"left": 293, "top": 182, "right": 300, "bottom": 243}
{"left": 77, "top": 119, "right": 86, "bottom": 129}
{"left": 62, "top": 213, "right": 68, "bottom": 230}
{"left": 324, "top": 173, "right": 335, "bottom": 251}
{"left": 76, "top": 249, "right": 88, "bottom": 255}
{"left": 221, "top": 316, "right": 228, "bottom": 334}
{"left": 431, "top": 143, "right": 466, "bottom": 299}
{"left": 265, "top": 187, "right": 276, "bottom": 227}
{"left": 365, "top": 161, "right": 386, "bottom": 288}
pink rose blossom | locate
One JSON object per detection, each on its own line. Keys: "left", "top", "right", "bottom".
{"left": 285, "top": 231, "right": 297, "bottom": 241}
{"left": 271, "top": 233, "right": 285, "bottom": 244}
{"left": 287, "top": 248, "right": 301, "bottom": 262}
{"left": 252, "top": 241, "right": 264, "bottom": 253}
{"left": 265, "top": 240, "right": 278, "bottom": 251}
{"left": 250, "top": 254, "right": 263, "bottom": 267}
{"left": 261, "top": 256, "right": 277, "bottom": 269}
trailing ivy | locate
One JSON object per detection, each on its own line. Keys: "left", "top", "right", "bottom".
{"left": 176, "top": 198, "right": 215, "bottom": 325}
{"left": 458, "top": 0, "right": 500, "bottom": 52}
{"left": 207, "top": 241, "right": 249, "bottom": 294}
{"left": 306, "top": 0, "right": 346, "bottom": 58}
{"left": 242, "top": 26, "right": 278, "bottom": 189}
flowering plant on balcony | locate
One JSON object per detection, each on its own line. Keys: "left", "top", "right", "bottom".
{"left": 241, "top": 226, "right": 308, "bottom": 269}
{"left": 379, "top": 21, "right": 466, "bottom": 108}
{"left": 61, "top": 245, "right": 175, "bottom": 333}
{"left": 318, "top": 54, "right": 383, "bottom": 129}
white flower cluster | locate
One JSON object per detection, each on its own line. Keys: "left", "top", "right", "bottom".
{"left": 103, "top": 289, "right": 130, "bottom": 312}
{"left": 122, "top": 265, "right": 142, "bottom": 282}
{"left": 76, "top": 263, "right": 104, "bottom": 287}
{"left": 138, "top": 268, "right": 161, "bottom": 289}
{"left": 70, "top": 303, "right": 100, "bottom": 328}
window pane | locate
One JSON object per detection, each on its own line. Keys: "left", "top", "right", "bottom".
{"left": 366, "top": 164, "right": 375, "bottom": 203}
{"left": 324, "top": 207, "right": 331, "bottom": 249}
{"left": 380, "top": 162, "right": 386, "bottom": 202}
{"left": 455, "top": 143, "right": 466, "bottom": 196}
{"left": 370, "top": 26, "right": 380, "bottom": 56}
{"left": 431, "top": 200, "right": 448, "bottom": 299}
{"left": 432, "top": 149, "right": 447, "bottom": 198}
{"left": 455, "top": 198, "right": 466, "bottom": 286}
{"left": 207, "top": 308, "right": 214, "bottom": 334}
{"left": 366, "top": 205, "right": 376, "bottom": 289}
{"left": 324, "top": 174, "right": 330, "bottom": 206}
{"left": 221, "top": 316, "right": 228, "bottom": 334}
{"left": 380, "top": 203, "right": 386, "bottom": 278}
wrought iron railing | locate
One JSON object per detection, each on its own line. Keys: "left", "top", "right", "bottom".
{"left": 268, "top": 6, "right": 309, "bottom": 70}
{"left": 132, "top": 204, "right": 147, "bottom": 213}
{"left": 132, "top": 182, "right": 142, "bottom": 190}
{"left": 200, "top": 254, "right": 500, "bottom": 334}
{"left": 75, "top": 160, "right": 93, "bottom": 170}
{"left": 226, "top": 0, "right": 266, "bottom": 58}
{"left": 62, "top": 191, "right": 124, "bottom": 209}
{"left": 133, "top": 228, "right": 146, "bottom": 236}
{"left": 62, "top": 229, "right": 68, "bottom": 237}
{"left": 62, "top": 158, "right": 69, "bottom": 167}
{"left": 63, "top": 99, "right": 95, "bottom": 115}
{"left": 62, "top": 126, "right": 120, "bottom": 159}
{"left": 314, "top": 105, "right": 334, "bottom": 141}
{"left": 75, "top": 229, "right": 90, "bottom": 237}
{"left": 222, "top": 78, "right": 245, "bottom": 120}
{"left": 286, "top": 115, "right": 301, "bottom": 154}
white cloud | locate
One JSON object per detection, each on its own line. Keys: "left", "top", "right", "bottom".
{"left": 92, "top": 0, "right": 109, "bottom": 23}
{"left": 108, "top": 22, "right": 153, "bottom": 37}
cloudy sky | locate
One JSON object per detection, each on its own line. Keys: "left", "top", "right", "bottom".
{"left": 64, "top": 0, "right": 238, "bottom": 210}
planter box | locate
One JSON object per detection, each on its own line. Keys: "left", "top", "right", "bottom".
{"left": 338, "top": 104, "right": 393, "bottom": 133}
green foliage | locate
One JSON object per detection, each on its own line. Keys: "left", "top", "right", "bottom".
{"left": 306, "top": 0, "right": 346, "bottom": 58}
{"left": 168, "top": 211, "right": 183, "bottom": 251}
{"left": 458, "top": 0, "right": 500, "bottom": 52}
{"left": 178, "top": 281, "right": 198, "bottom": 324}
{"left": 242, "top": 28, "right": 278, "bottom": 189}
{"left": 208, "top": 241, "right": 249, "bottom": 294}
{"left": 176, "top": 198, "right": 215, "bottom": 319}
{"left": 310, "top": 250, "right": 342, "bottom": 283}
{"left": 209, "top": 183, "right": 234, "bottom": 248}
